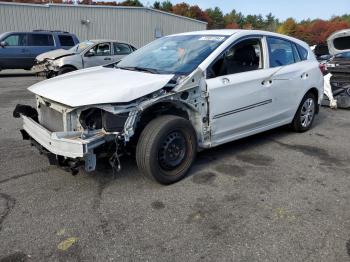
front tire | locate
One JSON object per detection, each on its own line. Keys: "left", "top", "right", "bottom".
{"left": 136, "top": 115, "right": 197, "bottom": 185}
{"left": 291, "top": 92, "right": 317, "bottom": 132}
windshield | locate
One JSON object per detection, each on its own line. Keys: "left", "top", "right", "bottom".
{"left": 69, "top": 41, "right": 95, "bottom": 53}
{"left": 117, "top": 35, "right": 228, "bottom": 75}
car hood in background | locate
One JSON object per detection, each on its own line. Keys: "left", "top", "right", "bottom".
{"left": 36, "top": 49, "right": 75, "bottom": 61}
{"left": 28, "top": 66, "right": 174, "bottom": 107}
{"left": 327, "top": 29, "right": 350, "bottom": 55}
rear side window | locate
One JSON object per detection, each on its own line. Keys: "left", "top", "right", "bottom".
{"left": 267, "top": 37, "right": 295, "bottom": 67}
{"left": 58, "top": 35, "right": 75, "bottom": 47}
{"left": 28, "top": 34, "right": 54, "bottom": 46}
{"left": 3, "top": 34, "right": 26, "bottom": 46}
{"left": 113, "top": 43, "right": 132, "bottom": 55}
{"left": 296, "top": 44, "right": 308, "bottom": 60}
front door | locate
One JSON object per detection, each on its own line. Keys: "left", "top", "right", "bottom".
{"left": 206, "top": 37, "right": 276, "bottom": 145}
{"left": 83, "top": 42, "right": 113, "bottom": 68}
{"left": 0, "top": 33, "right": 30, "bottom": 69}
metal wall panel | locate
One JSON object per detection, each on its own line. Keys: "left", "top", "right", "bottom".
{"left": 0, "top": 3, "right": 207, "bottom": 47}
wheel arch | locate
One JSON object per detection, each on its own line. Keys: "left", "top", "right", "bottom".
{"left": 60, "top": 64, "right": 78, "bottom": 70}
{"left": 130, "top": 100, "right": 201, "bottom": 146}
{"left": 305, "top": 87, "right": 320, "bottom": 113}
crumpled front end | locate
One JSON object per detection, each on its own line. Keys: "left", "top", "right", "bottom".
{"left": 32, "top": 58, "right": 60, "bottom": 78}
{"left": 13, "top": 96, "right": 128, "bottom": 174}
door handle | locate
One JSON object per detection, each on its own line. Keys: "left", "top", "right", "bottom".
{"left": 104, "top": 57, "right": 111, "bottom": 61}
{"left": 222, "top": 77, "right": 230, "bottom": 84}
{"left": 261, "top": 80, "right": 273, "bottom": 86}
{"left": 301, "top": 73, "right": 309, "bottom": 79}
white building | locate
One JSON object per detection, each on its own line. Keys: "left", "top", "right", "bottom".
{"left": 0, "top": 2, "right": 207, "bottom": 47}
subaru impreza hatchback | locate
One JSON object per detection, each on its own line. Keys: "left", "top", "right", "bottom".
{"left": 14, "top": 30, "right": 324, "bottom": 184}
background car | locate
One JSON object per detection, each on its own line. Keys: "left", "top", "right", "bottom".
{"left": 0, "top": 30, "right": 79, "bottom": 71}
{"left": 34, "top": 40, "right": 136, "bottom": 77}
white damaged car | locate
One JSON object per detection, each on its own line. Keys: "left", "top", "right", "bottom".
{"left": 14, "top": 30, "right": 324, "bottom": 184}
{"left": 34, "top": 40, "right": 136, "bottom": 78}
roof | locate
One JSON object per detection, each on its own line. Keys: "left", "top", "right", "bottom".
{"left": 0, "top": 2, "right": 207, "bottom": 25}
{"left": 172, "top": 29, "right": 309, "bottom": 47}
{"left": 174, "top": 30, "right": 241, "bottom": 36}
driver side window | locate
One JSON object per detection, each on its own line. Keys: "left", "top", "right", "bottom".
{"left": 91, "top": 43, "right": 111, "bottom": 56}
{"left": 4, "top": 34, "right": 27, "bottom": 46}
{"left": 208, "top": 38, "right": 263, "bottom": 78}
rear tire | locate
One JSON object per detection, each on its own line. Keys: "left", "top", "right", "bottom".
{"left": 136, "top": 115, "right": 197, "bottom": 185}
{"left": 291, "top": 92, "right": 317, "bottom": 132}
{"left": 58, "top": 66, "right": 76, "bottom": 75}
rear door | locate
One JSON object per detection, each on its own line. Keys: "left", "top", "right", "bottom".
{"left": 83, "top": 42, "right": 113, "bottom": 68}
{"left": 112, "top": 42, "right": 133, "bottom": 62}
{"left": 0, "top": 33, "right": 30, "bottom": 69}
{"left": 266, "top": 37, "right": 306, "bottom": 120}
{"left": 27, "top": 33, "right": 55, "bottom": 66}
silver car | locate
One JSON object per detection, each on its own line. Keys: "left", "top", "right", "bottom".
{"left": 34, "top": 40, "right": 136, "bottom": 78}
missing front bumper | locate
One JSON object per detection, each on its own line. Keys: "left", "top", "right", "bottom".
{"left": 20, "top": 115, "right": 112, "bottom": 172}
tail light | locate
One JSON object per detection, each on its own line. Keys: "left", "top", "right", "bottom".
{"left": 319, "top": 63, "right": 327, "bottom": 75}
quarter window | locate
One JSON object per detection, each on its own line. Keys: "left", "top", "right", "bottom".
{"left": 209, "top": 38, "right": 263, "bottom": 78}
{"left": 267, "top": 37, "right": 296, "bottom": 67}
{"left": 3, "top": 34, "right": 26, "bottom": 46}
{"left": 58, "top": 35, "right": 75, "bottom": 47}
{"left": 113, "top": 43, "right": 132, "bottom": 55}
{"left": 292, "top": 43, "right": 301, "bottom": 62}
{"left": 28, "top": 34, "right": 54, "bottom": 46}
{"left": 296, "top": 44, "right": 308, "bottom": 61}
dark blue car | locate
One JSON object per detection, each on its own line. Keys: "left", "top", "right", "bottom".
{"left": 0, "top": 30, "right": 79, "bottom": 71}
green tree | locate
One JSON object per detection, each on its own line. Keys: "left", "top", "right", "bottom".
{"left": 224, "top": 9, "right": 244, "bottom": 28}
{"left": 159, "top": 0, "right": 173, "bottom": 12}
{"left": 117, "top": 0, "right": 143, "bottom": 6}
{"left": 277, "top": 18, "right": 297, "bottom": 35}
{"left": 265, "top": 13, "right": 279, "bottom": 32}
{"left": 153, "top": 1, "right": 160, "bottom": 9}
{"left": 206, "top": 7, "right": 225, "bottom": 29}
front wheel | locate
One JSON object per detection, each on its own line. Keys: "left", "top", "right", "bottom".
{"left": 136, "top": 115, "right": 197, "bottom": 185}
{"left": 291, "top": 92, "right": 317, "bottom": 132}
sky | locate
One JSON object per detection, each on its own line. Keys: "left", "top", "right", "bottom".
{"left": 142, "top": 0, "right": 350, "bottom": 21}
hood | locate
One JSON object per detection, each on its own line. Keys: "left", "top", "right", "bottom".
{"left": 36, "top": 49, "right": 75, "bottom": 61}
{"left": 327, "top": 29, "right": 350, "bottom": 55}
{"left": 28, "top": 66, "right": 174, "bottom": 107}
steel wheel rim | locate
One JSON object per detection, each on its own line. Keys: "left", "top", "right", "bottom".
{"left": 158, "top": 131, "right": 187, "bottom": 172}
{"left": 300, "top": 98, "right": 315, "bottom": 128}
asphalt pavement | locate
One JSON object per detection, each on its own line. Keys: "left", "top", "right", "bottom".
{"left": 0, "top": 73, "right": 350, "bottom": 262}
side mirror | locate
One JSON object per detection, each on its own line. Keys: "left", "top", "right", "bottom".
{"left": 85, "top": 49, "right": 95, "bottom": 57}
{"left": 0, "top": 41, "right": 7, "bottom": 48}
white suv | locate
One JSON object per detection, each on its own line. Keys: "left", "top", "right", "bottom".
{"left": 14, "top": 30, "right": 324, "bottom": 184}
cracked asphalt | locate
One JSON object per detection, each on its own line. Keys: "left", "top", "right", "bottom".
{"left": 0, "top": 71, "right": 350, "bottom": 261}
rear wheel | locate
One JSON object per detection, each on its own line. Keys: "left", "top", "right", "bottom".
{"left": 58, "top": 66, "right": 76, "bottom": 75}
{"left": 136, "top": 115, "right": 197, "bottom": 185}
{"left": 291, "top": 92, "right": 317, "bottom": 132}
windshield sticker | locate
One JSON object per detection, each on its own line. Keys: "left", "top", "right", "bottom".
{"left": 199, "top": 36, "right": 226, "bottom": 41}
